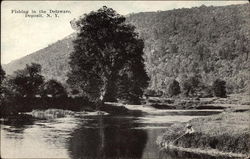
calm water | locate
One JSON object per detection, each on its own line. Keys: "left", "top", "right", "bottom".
{"left": 0, "top": 109, "right": 239, "bottom": 159}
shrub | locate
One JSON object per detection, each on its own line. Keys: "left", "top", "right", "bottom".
{"left": 213, "top": 79, "right": 227, "bottom": 97}
{"left": 144, "top": 89, "right": 163, "bottom": 98}
{"left": 41, "top": 79, "right": 67, "bottom": 98}
{"left": 168, "top": 80, "right": 181, "bottom": 97}
{"left": 182, "top": 74, "right": 202, "bottom": 97}
{"left": 199, "top": 85, "right": 213, "bottom": 98}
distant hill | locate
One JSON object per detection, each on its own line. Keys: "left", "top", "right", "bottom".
{"left": 3, "top": 33, "right": 75, "bottom": 82}
{"left": 3, "top": 4, "right": 250, "bottom": 93}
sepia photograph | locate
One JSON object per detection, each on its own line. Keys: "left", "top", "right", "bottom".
{"left": 1, "top": 1, "right": 250, "bottom": 159}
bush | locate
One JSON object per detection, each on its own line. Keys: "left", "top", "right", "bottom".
{"left": 41, "top": 79, "right": 67, "bottom": 98}
{"left": 213, "top": 79, "right": 227, "bottom": 97}
{"left": 199, "top": 85, "right": 213, "bottom": 98}
{"left": 182, "top": 74, "right": 202, "bottom": 97}
{"left": 168, "top": 80, "right": 181, "bottom": 97}
{"left": 144, "top": 89, "right": 163, "bottom": 98}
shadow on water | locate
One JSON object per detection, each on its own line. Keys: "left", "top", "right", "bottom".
{"left": 67, "top": 115, "right": 148, "bottom": 159}
{"left": 1, "top": 114, "right": 35, "bottom": 134}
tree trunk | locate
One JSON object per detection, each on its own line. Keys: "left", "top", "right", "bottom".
{"left": 103, "top": 79, "right": 117, "bottom": 102}
{"left": 99, "top": 89, "right": 106, "bottom": 104}
{"left": 99, "top": 74, "right": 117, "bottom": 103}
{"left": 96, "top": 77, "right": 108, "bottom": 110}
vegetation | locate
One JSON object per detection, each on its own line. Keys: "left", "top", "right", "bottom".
{"left": 67, "top": 6, "right": 149, "bottom": 104}
{"left": 181, "top": 75, "right": 202, "bottom": 97}
{"left": 8, "top": 63, "right": 44, "bottom": 98}
{"left": 2, "top": 35, "right": 73, "bottom": 82}
{"left": 1, "top": 5, "right": 250, "bottom": 156}
{"left": 0, "top": 63, "right": 90, "bottom": 117}
{"left": 2, "top": 4, "right": 249, "bottom": 96}
{"left": 127, "top": 4, "right": 250, "bottom": 95}
{"left": 144, "top": 89, "right": 163, "bottom": 98}
{"left": 168, "top": 79, "right": 181, "bottom": 97}
{"left": 1, "top": 6, "right": 150, "bottom": 116}
{"left": 157, "top": 111, "right": 250, "bottom": 155}
{"left": 212, "top": 79, "right": 227, "bottom": 98}
{"left": 0, "top": 65, "right": 5, "bottom": 82}
{"left": 1, "top": 4, "right": 250, "bottom": 117}
{"left": 41, "top": 79, "right": 67, "bottom": 98}
{"left": 116, "top": 65, "right": 149, "bottom": 104}
{"left": 0, "top": 65, "right": 7, "bottom": 104}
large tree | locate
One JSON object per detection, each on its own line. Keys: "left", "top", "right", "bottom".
{"left": 67, "top": 6, "right": 149, "bottom": 104}
{"left": 116, "top": 62, "right": 149, "bottom": 104}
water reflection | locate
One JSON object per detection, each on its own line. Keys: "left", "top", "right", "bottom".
{"left": 68, "top": 115, "right": 148, "bottom": 159}
{"left": 1, "top": 110, "right": 236, "bottom": 159}
{"left": 2, "top": 114, "right": 35, "bottom": 128}
{"left": 1, "top": 114, "right": 35, "bottom": 139}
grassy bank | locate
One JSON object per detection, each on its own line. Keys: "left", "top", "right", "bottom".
{"left": 157, "top": 111, "right": 250, "bottom": 157}
{"left": 25, "top": 109, "right": 78, "bottom": 119}
{"left": 145, "top": 93, "right": 250, "bottom": 111}
{"left": 24, "top": 104, "right": 134, "bottom": 119}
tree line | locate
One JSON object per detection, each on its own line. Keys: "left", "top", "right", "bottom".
{"left": 1, "top": 63, "right": 67, "bottom": 100}
{"left": 167, "top": 75, "right": 226, "bottom": 98}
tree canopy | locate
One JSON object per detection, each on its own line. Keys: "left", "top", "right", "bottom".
{"left": 9, "top": 63, "right": 44, "bottom": 97}
{"left": 67, "top": 6, "right": 149, "bottom": 104}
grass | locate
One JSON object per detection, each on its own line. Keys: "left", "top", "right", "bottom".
{"left": 27, "top": 109, "right": 77, "bottom": 119}
{"left": 189, "top": 111, "right": 249, "bottom": 135}
{"left": 146, "top": 93, "right": 250, "bottom": 110}
{"left": 157, "top": 111, "right": 250, "bottom": 156}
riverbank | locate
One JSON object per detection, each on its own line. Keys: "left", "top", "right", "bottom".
{"left": 156, "top": 111, "right": 250, "bottom": 158}
{"left": 144, "top": 93, "right": 250, "bottom": 111}
{"left": 0, "top": 97, "right": 93, "bottom": 117}
{"left": 2, "top": 92, "right": 249, "bottom": 117}
{"left": 6, "top": 103, "right": 138, "bottom": 120}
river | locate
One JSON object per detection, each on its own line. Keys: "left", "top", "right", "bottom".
{"left": 0, "top": 108, "right": 240, "bottom": 159}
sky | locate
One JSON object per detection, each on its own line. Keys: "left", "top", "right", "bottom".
{"left": 1, "top": 1, "right": 248, "bottom": 64}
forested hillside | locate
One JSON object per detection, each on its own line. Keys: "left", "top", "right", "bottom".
{"left": 3, "top": 4, "right": 250, "bottom": 94}
{"left": 126, "top": 4, "right": 250, "bottom": 94}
